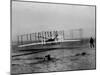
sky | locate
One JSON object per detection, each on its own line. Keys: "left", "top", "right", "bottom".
{"left": 12, "top": 1, "right": 95, "bottom": 41}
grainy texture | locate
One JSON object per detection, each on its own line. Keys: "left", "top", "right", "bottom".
{"left": 11, "top": 42, "right": 96, "bottom": 74}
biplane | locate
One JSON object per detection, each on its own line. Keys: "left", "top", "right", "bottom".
{"left": 18, "top": 32, "right": 80, "bottom": 51}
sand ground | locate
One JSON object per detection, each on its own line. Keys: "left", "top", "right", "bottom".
{"left": 11, "top": 43, "right": 96, "bottom": 74}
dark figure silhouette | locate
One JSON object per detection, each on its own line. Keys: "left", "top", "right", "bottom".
{"left": 81, "top": 52, "right": 87, "bottom": 56}
{"left": 89, "top": 37, "right": 94, "bottom": 48}
{"left": 45, "top": 54, "right": 51, "bottom": 61}
{"left": 45, "top": 38, "right": 55, "bottom": 42}
{"left": 45, "top": 33, "right": 58, "bottom": 42}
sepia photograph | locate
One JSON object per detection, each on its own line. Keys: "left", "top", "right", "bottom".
{"left": 11, "top": 0, "right": 96, "bottom": 74}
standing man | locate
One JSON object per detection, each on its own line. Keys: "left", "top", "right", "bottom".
{"left": 89, "top": 37, "right": 94, "bottom": 48}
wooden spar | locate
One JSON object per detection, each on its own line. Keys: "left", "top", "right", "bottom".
{"left": 32, "top": 33, "right": 35, "bottom": 41}
{"left": 34, "top": 33, "right": 36, "bottom": 41}
{"left": 53, "top": 31, "right": 55, "bottom": 36}
{"left": 37, "top": 32, "right": 39, "bottom": 40}
{"left": 47, "top": 31, "right": 50, "bottom": 38}
{"left": 30, "top": 33, "right": 32, "bottom": 41}
{"left": 41, "top": 31, "right": 43, "bottom": 40}
{"left": 39, "top": 32, "right": 41, "bottom": 40}
{"left": 50, "top": 31, "right": 52, "bottom": 37}
{"left": 44, "top": 31, "right": 46, "bottom": 39}
{"left": 39, "top": 32, "right": 42, "bottom": 40}
{"left": 26, "top": 34, "right": 28, "bottom": 41}
{"left": 62, "top": 30, "right": 64, "bottom": 40}
{"left": 34, "top": 32, "right": 37, "bottom": 41}
{"left": 21, "top": 35, "right": 23, "bottom": 45}
{"left": 31, "top": 33, "right": 33, "bottom": 41}
{"left": 47, "top": 31, "right": 48, "bottom": 38}
{"left": 42, "top": 31, "right": 45, "bottom": 42}
{"left": 17, "top": 35, "right": 19, "bottom": 45}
